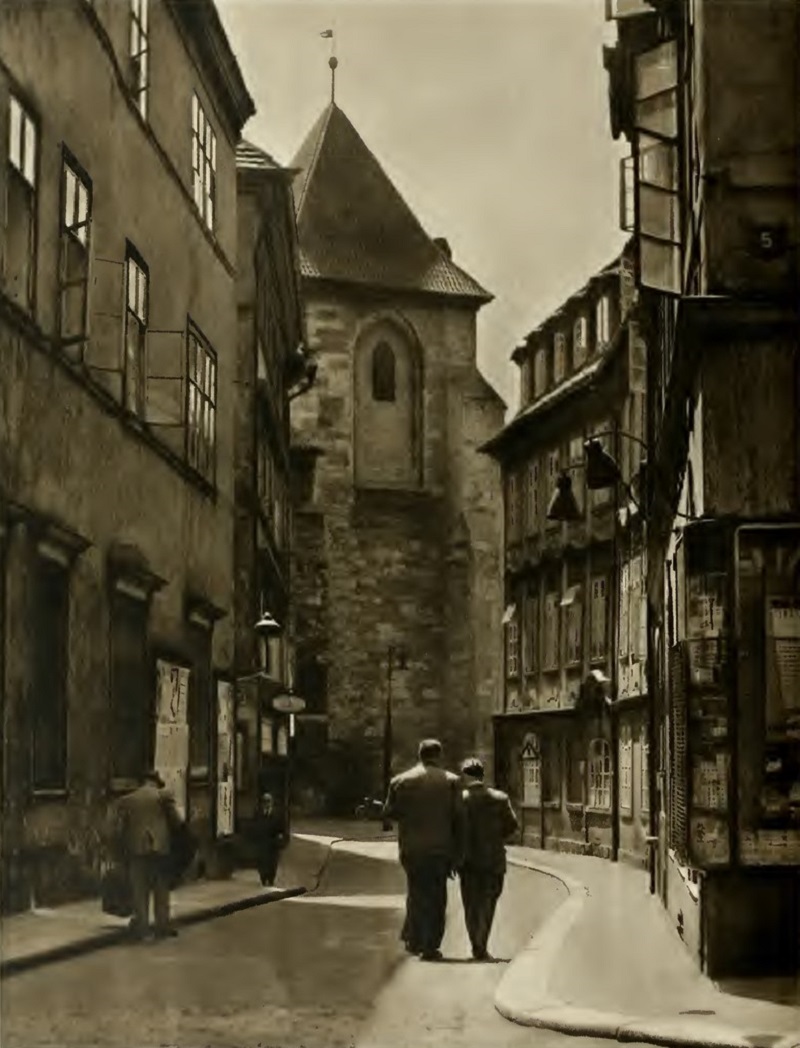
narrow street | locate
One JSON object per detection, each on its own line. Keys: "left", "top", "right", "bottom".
{"left": 0, "top": 850, "right": 636, "bottom": 1048}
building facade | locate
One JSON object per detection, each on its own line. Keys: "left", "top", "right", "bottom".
{"left": 606, "top": 0, "right": 800, "bottom": 975}
{"left": 233, "top": 137, "right": 311, "bottom": 835}
{"left": 484, "top": 246, "right": 651, "bottom": 866}
{"left": 0, "top": 0, "right": 253, "bottom": 912}
{"left": 287, "top": 103, "right": 505, "bottom": 813}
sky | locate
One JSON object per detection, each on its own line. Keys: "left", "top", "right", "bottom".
{"left": 216, "top": 0, "right": 628, "bottom": 411}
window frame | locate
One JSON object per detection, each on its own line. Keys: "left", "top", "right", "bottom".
{"left": 506, "top": 471, "right": 520, "bottom": 544}
{"left": 129, "top": 0, "right": 149, "bottom": 120}
{"left": 619, "top": 724, "right": 633, "bottom": 814}
{"left": 522, "top": 751, "right": 541, "bottom": 807}
{"left": 506, "top": 613, "right": 520, "bottom": 680}
{"left": 596, "top": 293, "right": 611, "bottom": 348}
{"left": 5, "top": 91, "right": 39, "bottom": 311}
{"left": 573, "top": 315, "right": 588, "bottom": 367}
{"left": 186, "top": 323, "right": 218, "bottom": 483}
{"left": 123, "top": 244, "right": 149, "bottom": 417}
{"left": 591, "top": 575, "right": 609, "bottom": 661}
{"left": 58, "top": 149, "right": 93, "bottom": 349}
{"left": 524, "top": 584, "right": 539, "bottom": 679}
{"left": 543, "top": 589, "right": 560, "bottom": 672}
{"left": 640, "top": 728, "right": 651, "bottom": 814}
{"left": 553, "top": 331, "right": 567, "bottom": 384}
{"left": 191, "top": 92, "right": 217, "bottom": 231}
{"left": 588, "top": 737, "right": 612, "bottom": 810}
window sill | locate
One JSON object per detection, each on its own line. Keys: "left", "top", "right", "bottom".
{"left": 31, "top": 788, "right": 68, "bottom": 801}
{"left": 110, "top": 778, "right": 139, "bottom": 795}
{"left": 189, "top": 766, "right": 210, "bottom": 784}
{"left": 566, "top": 801, "right": 583, "bottom": 813}
{"left": 585, "top": 806, "right": 612, "bottom": 816}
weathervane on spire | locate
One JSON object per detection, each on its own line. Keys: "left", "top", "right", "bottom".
{"left": 320, "top": 29, "right": 337, "bottom": 104}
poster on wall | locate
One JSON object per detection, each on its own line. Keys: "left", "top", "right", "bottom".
{"left": 216, "top": 680, "right": 235, "bottom": 838}
{"left": 154, "top": 660, "right": 190, "bottom": 817}
{"left": 690, "top": 815, "right": 730, "bottom": 866}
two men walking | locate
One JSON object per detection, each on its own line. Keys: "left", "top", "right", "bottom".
{"left": 383, "top": 739, "right": 518, "bottom": 962}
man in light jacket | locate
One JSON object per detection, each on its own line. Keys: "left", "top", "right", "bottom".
{"left": 459, "top": 756, "right": 518, "bottom": 960}
{"left": 116, "top": 770, "right": 181, "bottom": 940}
{"left": 382, "top": 738, "right": 465, "bottom": 961}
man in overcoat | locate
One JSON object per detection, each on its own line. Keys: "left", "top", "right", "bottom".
{"left": 458, "top": 756, "right": 518, "bottom": 960}
{"left": 382, "top": 738, "right": 465, "bottom": 961}
{"left": 116, "top": 770, "right": 181, "bottom": 940}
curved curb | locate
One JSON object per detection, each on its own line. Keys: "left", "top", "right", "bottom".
{"left": 497, "top": 858, "right": 800, "bottom": 1048}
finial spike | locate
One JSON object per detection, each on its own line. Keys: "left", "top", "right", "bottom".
{"left": 329, "top": 55, "right": 338, "bottom": 104}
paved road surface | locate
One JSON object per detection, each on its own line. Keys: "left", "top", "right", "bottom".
{"left": 1, "top": 850, "right": 644, "bottom": 1048}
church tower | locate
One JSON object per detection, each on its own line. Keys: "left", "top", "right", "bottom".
{"left": 289, "top": 96, "right": 505, "bottom": 813}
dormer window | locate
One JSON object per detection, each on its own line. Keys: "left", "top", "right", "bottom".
{"left": 573, "top": 316, "right": 588, "bottom": 368}
{"left": 554, "top": 332, "right": 567, "bottom": 384}
{"left": 533, "top": 346, "right": 547, "bottom": 399}
{"left": 596, "top": 294, "right": 611, "bottom": 348}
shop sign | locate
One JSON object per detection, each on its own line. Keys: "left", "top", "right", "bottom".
{"left": 740, "top": 830, "right": 800, "bottom": 866}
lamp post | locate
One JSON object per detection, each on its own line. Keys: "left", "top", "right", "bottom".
{"left": 381, "top": 644, "right": 408, "bottom": 828}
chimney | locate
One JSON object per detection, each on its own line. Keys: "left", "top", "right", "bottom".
{"left": 433, "top": 237, "right": 452, "bottom": 259}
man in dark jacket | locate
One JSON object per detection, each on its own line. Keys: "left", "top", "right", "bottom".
{"left": 382, "top": 738, "right": 465, "bottom": 961}
{"left": 253, "top": 792, "right": 287, "bottom": 886}
{"left": 116, "top": 770, "right": 181, "bottom": 940}
{"left": 459, "top": 757, "right": 518, "bottom": 961}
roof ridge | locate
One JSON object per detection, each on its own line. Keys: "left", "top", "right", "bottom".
{"left": 295, "top": 103, "right": 336, "bottom": 221}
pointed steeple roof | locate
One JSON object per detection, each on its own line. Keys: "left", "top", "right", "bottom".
{"left": 290, "top": 104, "right": 492, "bottom": 304}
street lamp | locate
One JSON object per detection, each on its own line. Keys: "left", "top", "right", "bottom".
{"left": 381, "top": 644, "right": 408, "bottom": 830}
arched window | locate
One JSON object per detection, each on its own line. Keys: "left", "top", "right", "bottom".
{"left": 588, "top": 738, "right": 612, "bottom": 810}
{"left": 371, "top": 340, "right": 396, "bottom": 402}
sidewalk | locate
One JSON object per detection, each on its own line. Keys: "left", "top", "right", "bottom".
{"left": 498, "top": 846, "right": 800, "bottom": 1048}
{"left": 0, "top": 868, "right": 305, "bottom": 978}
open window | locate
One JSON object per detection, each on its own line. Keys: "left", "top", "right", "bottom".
{"left": 4, "top": 93, "right": 38, "bottom": 311}
{"left": 124, "top": 246, "right": 148, "bottom": 416}
{"left": 58, "top": 150, "right": 92, "bottom": 357}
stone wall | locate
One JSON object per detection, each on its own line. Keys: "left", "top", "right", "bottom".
{"left": 290, "top": 288, "right": 504, "bottom": 807}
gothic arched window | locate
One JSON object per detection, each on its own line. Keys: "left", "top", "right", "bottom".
{"left": 371, "top": 341, "right": 396, "bottom": 402}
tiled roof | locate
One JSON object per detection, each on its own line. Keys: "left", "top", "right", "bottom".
{"left": 236, "top": 138, "right": 282, "bottom": 172}
{"left": 289, "top": 104, "right": 492, "bottom": 304}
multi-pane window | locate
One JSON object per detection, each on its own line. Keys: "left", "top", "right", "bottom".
{"left": 187, "top": 327, "right": 217, "bottom": 480}
{"left": 506, "top": 472, "right": 520, "bottom": 543}
{"left": 533, "top": 347, "right": 547, "bottom": 398}
{"left": 596, "top": 294, "right": 611, "bottom": 347}
{"left": 524, "top": 587, "right": 539, "bottom": 677}
{"left": 590, "top": 576, "right": 608, "bottom": 660}
{"left": 31, "top": 555, "right": 70, "bottom": 790}
{"left": 553, "top": 332, "right": 567, "bottom": 384}
{"left": 124, "top": 248, "right": 148, "bottom": 416}
{"left": 588, "top": 737, "right": 612, "bottom": 810}
{"left": 640, "top": 729, "right": 651, "bottom": 813}
{"left": 568, "top": 437, "right": 585, "bottom": 514}
{"left": 525, "top": 460, "right": 539, "bottom": 535}
{"left": 543, "top": 590, "right": 559, "bottom": 671}
{"left": 546, "top": 449, "right": 560, "bottom": 526}
{"left": 522, "top": 735, "right": 541, "bottom": 806}
{"left": 620, "top": 724, "right": 633, "bottom": 813}
{"left": 192, "top": 93, "right": 217, "bottom": 231}
{"left": 129, "top": 0, "right": 149, "bottom": 119}
{"left": 5, "top": 94, "right": 38, "bottom": 310}
{"left": 573, "top": 316, "right": 588, "bottom": 367}
{"left": 566, "top": 735, "right": 584, "bottom": 804}
{"left": 110, "top": 589, "right": 149, "bottom": 782}
{"left": 564, "top": 585, "right": 583, "bottom": 666}
{"left": 506, "top": 614, "right": 520, "bottom": 679}
{"left": 58, "top": 154, "right": 92, "bottom": 348}
{"left": 372, "top": 341, "right": 396, "bottom": 402}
